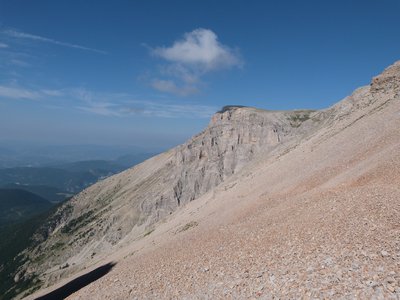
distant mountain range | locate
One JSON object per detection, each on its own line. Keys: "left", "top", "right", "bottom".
{"left": 1, "top": 184, "right": 70, "bottom": 203}
{"left": 0, "top": 154, "right": 156, "bottom": 194}
{"left": 0, "top": 152, "right": 157, "bottom": 299}
{"left": 0, "top": 155, "right": 157, "bottom": 230}
{"left": 0, "top": 189, "right": 53, "bottom": 226}
{"left": 0, "top": 144, "right": 159, "bottom": 168}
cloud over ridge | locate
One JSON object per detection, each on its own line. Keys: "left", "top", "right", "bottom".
{"left": 0, "top": 84, "right": 216, "bottom": 119}
{"left": 153, "top": 28, "right": 241, "bottom": 71}
{"left": 149, "top": 28, "right": 242, "bottom": 96}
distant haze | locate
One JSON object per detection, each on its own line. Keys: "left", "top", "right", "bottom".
{"left": 1, "top": 1, "right": 400, "bottom": 150}
{"left": 0, "top": 142, "right": 160, "bottom": 168}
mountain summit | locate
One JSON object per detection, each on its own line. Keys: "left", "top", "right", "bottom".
{"left": 11, "top": 61, "right": 400, "bottom": 299}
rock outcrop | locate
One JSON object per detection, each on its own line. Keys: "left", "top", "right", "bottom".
{"left": 16, "top": 105, "right": 320, "bottom": 292}
{"left": 15, "top": 60, "right": 400, "bottom": 299}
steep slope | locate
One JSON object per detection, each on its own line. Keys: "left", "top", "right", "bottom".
{"left": 13, "top": 106, "right": 320, "bottom": 296}
{"left": 18, "top": 60, "right": 400, "bottom": 299}
{"left": 57, "top": 61, "right": 400, "bottom": 299}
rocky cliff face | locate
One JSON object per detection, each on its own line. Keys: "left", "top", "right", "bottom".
{"left": 64, "top": 61, "right": 399, "bottom": 300}
{"left": 170, "top": 107, "right": 317, "bottom": 207}
{"left": 15, "top": 106, "right": 319, "bottom": 293}
{"left": 14, "top": 60, "right": 400, "bottom": 298}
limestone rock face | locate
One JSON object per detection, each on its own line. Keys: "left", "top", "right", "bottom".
{"left": 170, "top": 107, "right": 314, "bottom": 207}
{"left": 17, "top": 105, "right": 318, "bottom": 288}
{"left": 16, "top": 60, "right": 400, "bottom": 298}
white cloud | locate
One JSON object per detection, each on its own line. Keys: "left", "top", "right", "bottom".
{"left": 75, "top": 91, "right": 218, "bottom": 118}
{"left": 151, "top": 79, "right": 198, "bottom": 96}
{"left": 0, "top": 83, "right": 217, "bottom": 119}
{"left": 68, "top": 87, "right": 95, "bottom": 103}
{"left": 10, "top": 59, "right": 30, "bottom": 67}
{"left": 153, "top": 28, "right": 241, "bottom": 71}
{"left": 71, "top": 89, "right": 216, "bottom": 118}
{"left": 77, "top": 102, "right": 121, "bottom": 117}
{"left": 0, "top": 43, "right": 8, "bottom": 48}
{"left": 149, "top": 28, "right": 241, "bottom": 96}
{"left": 77, "top": 100, "right": 216, "bottom": 119}
{"left": 41, "top": 89, "right": 64, "bottom": 97}
{"left": 0, "top": 85, "right": 40, "bottom": 99}
{"left": 160, "top": 64, "right": 199, "bottom": 84}
{"left": 143, "top": 102, "right": 216, "bottom": 118}
{"left": 2, "top": 29, "right": 107, "bottom": 54}
{"left": 0, "top": 85, "right": 64, "bottom": 100}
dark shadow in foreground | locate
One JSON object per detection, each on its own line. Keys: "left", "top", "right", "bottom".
{"left": 35, "top": 262, "right": 116, "bottom": 300}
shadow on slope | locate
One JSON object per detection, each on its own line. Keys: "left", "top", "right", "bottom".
{"left": 35, "top": 262, "right": 116, "bottom": 300}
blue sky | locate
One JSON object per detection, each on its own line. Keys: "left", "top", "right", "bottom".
{"left": 0, "top": 0, "right": 399, "bottom": 150}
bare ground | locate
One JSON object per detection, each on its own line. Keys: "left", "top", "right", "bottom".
{"left": 28, "top": 70, "right": 400, "bottom": 299}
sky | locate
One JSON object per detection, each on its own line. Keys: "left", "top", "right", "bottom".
{"left": 0, "top": 0, "right": 400, "bottom": 150}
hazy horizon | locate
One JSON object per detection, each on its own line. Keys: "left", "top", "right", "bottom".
{"left": 1, "top": 0, "right": 400, "bottom": 148}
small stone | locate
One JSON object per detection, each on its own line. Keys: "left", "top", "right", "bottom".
{"left": 60, "top": 263, "right": 69, "bottom": 269}
{"left": 323, "top": 257, "right": 334, "bottom": 267}
{"left": 269, "top": 274, "right": 275, "bottom": 284}
{"left": 381, "top": 250, "right": 389, "bottom": 257}
{"left": 386, "top": 277, "right": 396, "bottom": 284}
{"left": 387, "top": 285, "right": 395, "bottom": 293}
{"left": 365, "top": 280, "right": 380, "bottom": 288}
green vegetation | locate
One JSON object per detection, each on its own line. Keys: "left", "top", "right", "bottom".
{"left": 217, "top": 105, "right": 247, "bottom": 113}
{"left": 2, "top": 183, "right": 71, "bottom": 203}
{"left": 288, "top": 110, "right": 314, "bottom": 127}
{"left": 143, "top": 228, "right": 155, "bottom": 237}
{"left": 0, "top": 161, "right": 126, "bottom": 194}
{"left": 0, "top": 211, "right": 51, "bottom": 299}
{"left": 0, "top": 200, "right": 71, "bottom": 300}
{"left": 50, "top": 241, "right": 65, "bottom": 251}
{"left": 60, "top": 210, "right": 95, "bottom": 234}
{"left": 179, "top": 221, "right": 199, "bottom": 232}
{"left": 0, "top": 188, "right": 53, "bottom": 225}
{"left": 5, "top": 272, "right": 42, "bottom": 300}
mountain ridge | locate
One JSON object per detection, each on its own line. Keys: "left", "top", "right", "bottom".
{"left": 9, "top": 60, "right": 400, "bottom": 299}
{"left": 14, "top": 103, "right": 323, "bottom": 298}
